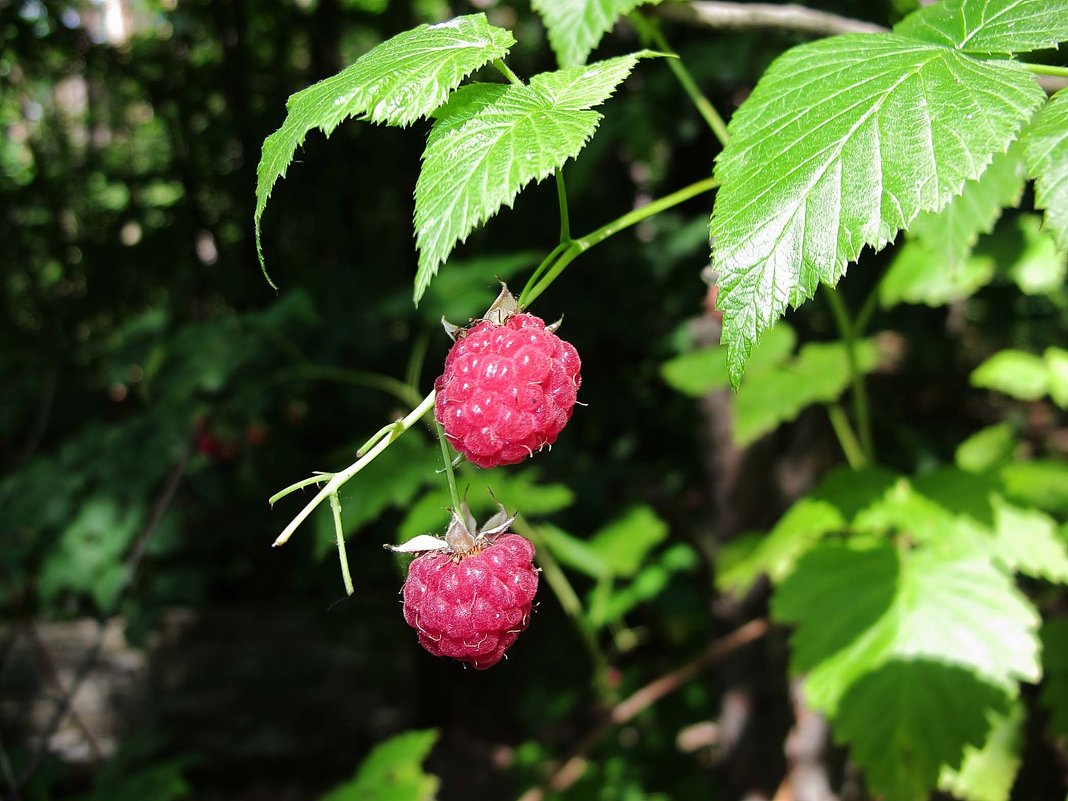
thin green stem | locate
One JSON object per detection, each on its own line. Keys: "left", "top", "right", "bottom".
{"left": 330, "top": 492, "right": 355, "bottom": 596}
{"left": 494, "top": 59, "right": 524, "bottom": 85}
{"left": 629, "top": 14, "right": 730, "bottom": 146}
{"left": 519, "top": 241, "right": 570, "bottom": 307}
{"left": 273, "top": 390, "right": 437, "bottom": 546}
{"left": 555, "top": 170, "right": 571, "bottom": 243}
{"left": 435, "top": 418, "right": 462, "bottom": 512}
{"left": 513, "top": 516, "right": 612, "bottom": 700}
{"left": 524, "top": 176, "right": 720, "bottom": 306}
{"left": 824, "top": 286, "right": 874, "bottom": 464}
{"left": 269, "top": 473, "right": 332, "bottom": 506}
{"left": 1019, "top": 62, "right": 1068, "bottom": 77}
{"left": 825, "top": 403, "right": 865, "bottom": 469}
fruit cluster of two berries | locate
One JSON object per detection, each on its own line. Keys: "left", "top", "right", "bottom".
{"left": 401, "top": 297, "right": 581, "bottom": 670}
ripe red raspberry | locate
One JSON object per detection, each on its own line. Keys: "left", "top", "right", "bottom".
{"left": 402, "top": 533, "right": 538, "bottom": 669}
{"left": 434, "top": 311, "right": 582, "bottom": 468}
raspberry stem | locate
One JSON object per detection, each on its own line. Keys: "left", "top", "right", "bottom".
{"left": 434, "top": 417, "right": 462, "bottom": 512}
{"left": 329, "top": 492, "right": 354, "bottom": 596}
{"left": 272, "top": 390, "right": 437, "bottom": 547}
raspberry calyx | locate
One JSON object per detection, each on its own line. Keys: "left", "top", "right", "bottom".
{"left": 434, "top": 285, "right": 582, "bottom": 469}
{"left": 389, "top": 503, "right": 539, "bottom": 669}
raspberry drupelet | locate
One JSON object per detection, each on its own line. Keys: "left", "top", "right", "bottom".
{"left": 435, "top": 310, "right": 582, "bottom": 469}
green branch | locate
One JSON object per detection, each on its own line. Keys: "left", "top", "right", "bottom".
{"left": 555, "top": 169, "right": 572, "bottom": 243}
{"left": 523, "top": 176, "right": 720, "bottom": 306}
{"left": 824, "top": 287, "right": 874, "bottom": 464}
{"left": 1019, "top": 62, "right": 1068, "bottom": 78}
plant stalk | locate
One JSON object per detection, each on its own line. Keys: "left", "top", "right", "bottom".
{"left": 824, "top": 286, "right": 874, "bottom": 464}
{"left": 330, "top": 492, "right": 355, "bottom": 596}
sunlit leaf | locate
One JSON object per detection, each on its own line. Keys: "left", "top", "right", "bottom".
{"left": 320, "top": 729, "right": 439, "bottom": 801}
{"left": 711, "top": 33, "right": 1043, "bottom": 384}
{"left": 532, "top": 0, "right": 661, "bottom": 67}
{"left": 255, "top": 14, "right": 516, "bottom": 280}
{"left": 894, "top": 0, "right": 1068, "bottom": 54}
{"left": 938, "top": 700, "right": 1024, "bottom": 801}
{"left": 414, "top": 53, "right": 654, "bottom": 301}
{"left": 971, "top": 349, "right": 1049, "bottom": 400}
{"left": 1022, "top": 89, "right": 1068, "bottom": 251}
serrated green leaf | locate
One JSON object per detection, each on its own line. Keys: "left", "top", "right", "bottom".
{"left": 532, "top": 0, "right": 661, "bottom": 67}
{"left": 1040, "top": 618, "right": 1068, "bottom": 738}
{"left": 908, "top": 144, "right": 1026, "bottom": 270}
{"left": 320, "top": 729, "right": 439, "bottom": 801}
{"left": 1000, "top": 460, "right": 1068, "bottom": 512}
{"left": 836, "top": 660, "right": 1010, "bottom": 801}
{"left": 588, "top": 505, "right": 669, "bottom": 577}
{"left": 1004, "top": 213, "right": 1068, "bottom": 294}
{"left": 1023, "top": 89, "right": 1068, "bottom": 251}
{"left": 732, "top": 338, "right": 881, "bottom": 445}
{"left": 426, "top": 82, "right": 509, "bottom": 147}
{"left": 717, "top": 466, "right": 898, "bottom": 596}
{"left": 414, "top": 52, "right": 652, "bottom": 302}
{"left": 255, "top": 14, "right": 516, "bottom": 280}
{"left": 956, "top": 423, "right": 1017, "bottom": 473}
{"left": 773, "top": 540, "right": 1041, "bottom": 715}
{"left": 991, "top": 496, "right": 1068, "bottom": 582}
{"left": 895, "top": 0, "right": 1068, "bottom": 54}
{"left": 971, "top": 349, "right": 1049, "bottom": 400}
{"left": 938, "top": 699, "right": 1024, "bottom": 801}
{"left": 710, "top": 33, "right": 1044, "bottom": 385}
{"left": 880, "top": 242, "right": 996, "bottom": 307}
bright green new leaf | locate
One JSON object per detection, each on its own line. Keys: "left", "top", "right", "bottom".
{"left": 537, "top": 523, "right": 611, "bottom": 578}
{"left": 320, "top": 729, "right": 439, "bottom": 801}
{"left": 532, "top": 0, "right": 661, "bottom": 67}
{"left": 1040, "top": 619, "right": 1068, "bottom": 738}
{"left": 836, "top": 660, "right": 1011, "bottom": 801}
{"left": 895, "top": 0, "right": 1068, "bottom": 54}
{"left": 990, "top": 496, "right": 1068, "bottom": 583}
{"left": 1003, "top": 214, "right": 1067, "bottom": 295}
{"left": 710, "top": 33, "right": 1044, "bottom": 385}
{"left": 1000, "top": 460, "right": 1068, "bottom": 512}
{"left": 732, "top": 338, "right": 881, "bottom": 445}
{"left": 971, "top": 349, "right": 1049, "bottom": 400}
{"left": 660, "top": 323, "right": 795, "bottom": 397}
{"left": 908, "top": 144, "right": 1026, "bottom": 270}
{"left": 414, "top": 52, "right": 653, "bottom": 302}
{"left": 254, "top": 14, "right": 516, "bottom": 282}
{"left": 880, "top": 242, "right": 995, "bottom": 307}
{"left": 938, "top": 700, "right": 1024, "bottom": 801}
{"left": 773, "top": 540, "right": 1041, "bottom": 715}
{"left": 1023, "top": 90, "right": 1068, "bottom": 251}
{"left": 1046, "top": 347, "right": 1068, "bottom": 408}
{"left": 588, "top": 505, "right": 669, "bottom": 577}
{"left": 955, "top": 423, "right": 1017, "bottom": 473}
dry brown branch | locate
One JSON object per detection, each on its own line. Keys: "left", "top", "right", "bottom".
{"left": 517, "top": 618, "right": 770, "bottom": 801}
{"left": 658, "top": 1, "right": 887, "bottom": 36}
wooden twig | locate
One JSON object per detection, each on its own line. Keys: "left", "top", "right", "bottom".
{"left": 517, "top": 618, "right": 770, "bottom": 801}
{"left": 658, "top": 1, "right": 887, "bottom": 36}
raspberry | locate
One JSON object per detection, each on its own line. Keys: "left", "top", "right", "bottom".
{"left": 434, "top": 309, "right": 582, "bottom": 469}
{"left": 402, "top": 533, "right": 539, "bottom": 669}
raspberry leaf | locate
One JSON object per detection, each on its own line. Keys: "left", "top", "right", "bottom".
{"left": 255, "top": 14, "right": 515, "bottom": 284}
{"left": 320, "top": 728, "right": 439, "bottom": 801}
{"left": 531, "top": 0, "right": 662, "bottom": 67}
{"left": 834, "top": 660, "right": 1012, "bottom": 801}
{"left": 894, "top": 0, "right": 1068, "bottom": 55}
{"left": 710, "top": 34, "right": 1044, "bottom": 386}
{"left": 1022, "top": 89, "right": 1068, "bottom": 251}
{"left": 907, "top": 144, "right": 1027, "bottom": 271}
{"left": 772, "top": 540, "right": 1041, "bottom": 716}
{"left": 414, "top": 52, "right": 656, "bottom": 303}
{"left": 937, "top": 700, "right": 1025, "bottom": 801}
{"left": 971, "top": 349, "right": 1049, "bottom": 400}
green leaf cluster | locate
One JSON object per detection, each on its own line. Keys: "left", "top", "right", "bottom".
{"left": 711, "top": 0, "right": 1067, "bottom": 385}
{"left": 720, "top": 458, "right": 1068, "bottom": 801}
{"left": 971, "top": 346, "right": 1068, "bottom": 406}
{"left": 661, "top": 323, "right": 883, "bottom": 445}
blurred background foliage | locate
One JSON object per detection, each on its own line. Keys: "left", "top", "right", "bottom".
{"left": 1, "top": 1, "right": 1067, "bottom": 800}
